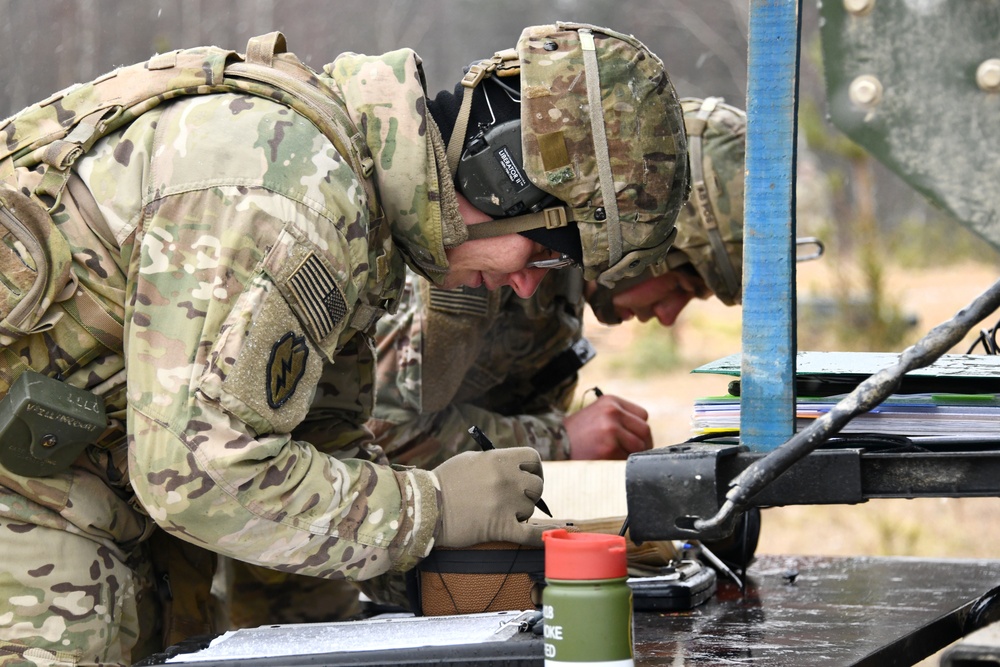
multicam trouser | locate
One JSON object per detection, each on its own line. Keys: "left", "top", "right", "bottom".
{"left": 0, "top": 521, "right": 158, "bottom": 667}
{"left": 0, "top": 457, "right": 226, "bottom": 667}
{"left": 0, "top": 522, "right": 360, "bottom": 667}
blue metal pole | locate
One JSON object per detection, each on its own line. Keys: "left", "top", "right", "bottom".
{"left": 741, "top": 0, "right": 802, "bottom": 451}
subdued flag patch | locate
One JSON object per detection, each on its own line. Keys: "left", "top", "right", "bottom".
{"left": 428, "top": 285, "right": 490, "bottom": 317}
{"left": 288, "top": 253, "right": 348, "bottom": 340}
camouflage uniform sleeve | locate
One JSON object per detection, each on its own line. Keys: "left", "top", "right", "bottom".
{"left": 370, "top": 401, "right": 571, "bottom": 469}
{"left": 372, "top": 272, "right": 580, "bottom": 468}
{"left": 87, "top": 94, "right": 439, "bottom": 580}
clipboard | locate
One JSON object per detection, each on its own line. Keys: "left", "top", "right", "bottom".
{"left": 694, "top": 351, "right": 1000, "bottom": 397}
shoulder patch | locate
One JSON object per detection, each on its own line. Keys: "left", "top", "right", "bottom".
{"left": 288, "top": 253, "right": 348, "bottom": 340}
{"left": 267, "top": 331, "right": 310, "bottom": 408}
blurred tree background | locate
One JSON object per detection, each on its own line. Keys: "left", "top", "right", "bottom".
{"left": 0, "top": 0, "right": 753, "bottom": 112}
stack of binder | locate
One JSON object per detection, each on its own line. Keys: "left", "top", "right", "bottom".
{"left": 691, "top": 352, "right": 1000, "bottom": 441}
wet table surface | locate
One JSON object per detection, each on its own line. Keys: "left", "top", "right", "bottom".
{"left": 151, "top": 555, "right": 1000, "bottom": 666}
{"left": 633, "top": 554, "right": 1000, "bottom": 666}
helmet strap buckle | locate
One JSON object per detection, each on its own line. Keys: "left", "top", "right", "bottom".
{"left": 543, "top": 207, "right": 568, "bottom": 229}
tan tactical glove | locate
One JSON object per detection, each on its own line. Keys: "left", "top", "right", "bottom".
{"left": 433, "top": 447, "right": 548, "bottom": 548}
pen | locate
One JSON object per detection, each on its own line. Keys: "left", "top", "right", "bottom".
{"left": 468, "top": 425, "right": 553, "bottom": 518}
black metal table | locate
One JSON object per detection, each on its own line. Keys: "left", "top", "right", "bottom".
{"left": 633, "top": 555, "right": 1000, "bottom": 666}
{"left": 148, "top": 555, "right": 1000, "bottom": 666}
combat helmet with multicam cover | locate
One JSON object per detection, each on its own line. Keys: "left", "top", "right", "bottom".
{"left": 667, "top": 97, "right": 746, "bottom": 306}
{"left": 582, "top": 97, "right": 746, "bottom": 325}
{"left": 444, "top": 22, "right": 690, "bottom": 288}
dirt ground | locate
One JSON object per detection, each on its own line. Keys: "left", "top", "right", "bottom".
{"left": 558, "top": 260, "right": 1000, "bottom": 560}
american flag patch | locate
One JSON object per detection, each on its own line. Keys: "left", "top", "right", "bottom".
{"left": 428, "top": 285, "right": 489, "bottom": 317}
{"left": 288, "top": 254, "right": 347, "bottom": 339}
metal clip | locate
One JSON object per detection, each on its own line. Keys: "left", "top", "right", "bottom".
{"left": 796, "top": 236, "right": 825, "bottom": 262}
{"left": 460, "top": 51, "right": 513, "bottom": 89}
{"left": 495, "top": 609, "right": 542, "bottom": 634}
{"left": 461, "top": 62, "right": 490, "bottom": 88}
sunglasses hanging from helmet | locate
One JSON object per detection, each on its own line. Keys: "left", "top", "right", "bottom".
{"left": 525, "top": 253, "right": 577, "bottom": 270}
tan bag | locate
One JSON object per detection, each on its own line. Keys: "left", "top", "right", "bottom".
{"left": 407, "top": 518, "right": 681, "bottom": 616}
{"left": 408, "top": 541, "right": 544, "bottom": 616}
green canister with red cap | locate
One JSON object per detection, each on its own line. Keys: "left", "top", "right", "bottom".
{"left": 541, "top": 529, "right": 634, "bottom": 666}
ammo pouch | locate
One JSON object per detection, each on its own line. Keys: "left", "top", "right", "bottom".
{"left": 406, "top": 541, "right": 544, "bottom": 616}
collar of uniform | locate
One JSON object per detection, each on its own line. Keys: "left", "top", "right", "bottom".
{"left": 322, "top": 50, "right": 465, "bottom": 286}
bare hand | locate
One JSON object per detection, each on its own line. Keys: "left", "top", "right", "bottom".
{"left": 564, "top": 395, "right": 653, "bottom": 460}
{"left": 610, "top": 269, "right": 709, "bottom": 326}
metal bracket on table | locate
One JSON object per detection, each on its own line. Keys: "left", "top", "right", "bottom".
{"left": 625, "top": 442, "right": 1000, "bottom": 543}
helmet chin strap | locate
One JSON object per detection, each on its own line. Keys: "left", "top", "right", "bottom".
{"left": 446, "top": 49, "right": 551, "bottom": 243}
{"left": 463, "top": 206, "right": 572, "bottom": 240}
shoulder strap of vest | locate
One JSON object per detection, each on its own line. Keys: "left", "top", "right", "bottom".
{"left": 225, "top": 33, "right": 380, "bottom": 221}
{"left": 0, "top": 33, "right": 384, "bottom": 367}
{"left": 0, "top": 32, "right": 380, "bottom": 222}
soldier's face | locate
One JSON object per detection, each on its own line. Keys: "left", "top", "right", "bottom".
{"left": 610, "top": 268, "right": 710, "bottom": 326}
{"left": 443, "top": 194, "right": 551, "bottom": 298}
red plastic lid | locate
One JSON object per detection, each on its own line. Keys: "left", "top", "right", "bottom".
{"left": 542, "top": 529, "right": 628, "bottom": 580}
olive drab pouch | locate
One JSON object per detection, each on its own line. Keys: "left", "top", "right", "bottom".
{"left": 0, "top": 370, "right": 106, "bottom": 477}
{"left": 0, "top": 185, "right": 106, "bottom": 477}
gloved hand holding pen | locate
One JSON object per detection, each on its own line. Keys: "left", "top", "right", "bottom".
{"left": 468, "top": 426, "right": 552, "bottom": 517}
{"left": 432, "top": 446, "right": 548, "bottom": 548}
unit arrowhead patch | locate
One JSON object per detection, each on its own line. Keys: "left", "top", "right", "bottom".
{"left": 267, "top": 331, "right": 310, "bottom": 408}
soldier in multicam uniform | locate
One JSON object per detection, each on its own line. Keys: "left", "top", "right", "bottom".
{"left": 371, "top": 96, "right": 747, "bottom": 468}
{"left": 340, "top": 96, "right": 748, "bottom": 610}
{"left": 0, "top": 23, "right": 689, "bottom": 666}
{"left": 225, "top": 99, "right": 748, "bottom": 620}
